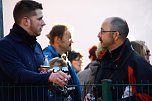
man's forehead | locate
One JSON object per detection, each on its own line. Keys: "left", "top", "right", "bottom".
{"left": 101, "top": 21, "right": 111, "bottom": 29}
{"left": 63, "top": 30, "right": 71, "bottom": 37}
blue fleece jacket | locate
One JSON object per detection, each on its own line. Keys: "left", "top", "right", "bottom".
{"left": 43, "top": 45, "right": 82, "bottom": 101}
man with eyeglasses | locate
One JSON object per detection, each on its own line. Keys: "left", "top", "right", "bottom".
{"left": 85, "top": 17, "right": 152, "bottom": 101}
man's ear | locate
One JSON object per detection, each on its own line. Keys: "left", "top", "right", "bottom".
{"left": 54, "top": 36, "right": 61, "bottom": 44}
{"left": 21, "top": 17, "right": 30, "bottom": 26}
{"left": 113, "top": 31, "right": 120, "bottom": 41}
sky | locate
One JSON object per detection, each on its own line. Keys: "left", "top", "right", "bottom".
{"left": 2, "top": 0, "right": 152, "bottom": 68}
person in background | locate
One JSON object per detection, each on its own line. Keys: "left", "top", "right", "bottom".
{"left": 43, "top": 25, "right": 82, "bottom": 101}
{"left": 85, "top": 17, "right": 152, "bottom": 101}
{"left": 48, "top": 57, "right": 73, "bottom": 101}
{"left": 84, "top": 45, "right": 97, "bottom": 70}
{"left": 135, "top": 40, "right": 151, "bottom": 64}
{"left": 43, "top": 25, "right": 72, "bottom": 60}
{"left": 131, "top": 41, "right": 146, "bottom": 58}
{"left": 49, "top": 57, "right": 67, "bottom": 69}
{"left": 0, "top": 1, "right": 69, "bottom": 101}
{"left": 145, "top": 48, "right": 151, "bottom": 64}
{"left": 67, "top": 50, "right": 83, "bottom": 73}
{"left": 78, "top": 43, "right": 107, "bottom": 100}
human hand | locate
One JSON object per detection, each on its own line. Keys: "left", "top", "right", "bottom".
{"left": 48, "top": 71, "right": 70, "bottom": 87}
{"left": 85, "top": 93, "right": 91, "bottom": 101}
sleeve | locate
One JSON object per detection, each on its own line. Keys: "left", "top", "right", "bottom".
{"left": 0, "top": 40, "right": 50, "bottom": 84}
{"left": 128, "top": 58, "right": 152, "bottom": 101}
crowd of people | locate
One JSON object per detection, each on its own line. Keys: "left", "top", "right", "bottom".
{"left": 0, "top": 0, "right": 152, "bottom": 101}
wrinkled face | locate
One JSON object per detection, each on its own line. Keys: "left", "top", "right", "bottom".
{"left": 71, "top": 57, "right": 82, "bottom": 72}
{"left": 97, "top": 20, "right": 115, "bottom": 49}
{"left": 59, "top": 30, "right": 73, "bottom": 52}
{"left": 27, "top": 9, "right": 46, "bottom": 36}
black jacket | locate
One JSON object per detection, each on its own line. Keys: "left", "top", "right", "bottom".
{"left": 0, "top": 24, "right": 51, "bottom": 101}
{"left": 95, "top": 39, "right": 152, "bottom": 101}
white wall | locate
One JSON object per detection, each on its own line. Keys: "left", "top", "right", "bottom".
{"left": 3, "top": 0, "right": 152, "bottom": 68}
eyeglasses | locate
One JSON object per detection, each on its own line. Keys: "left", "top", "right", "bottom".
{"left": 146, "top": 50, "right": 151, "bottom": 56}
{"left": 100, "top": 28, "right": 117, "bottom": 33}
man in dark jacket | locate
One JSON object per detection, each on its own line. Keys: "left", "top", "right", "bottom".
{"left": 85, "top": 17, "right": 152, "bottom": 101}
{"left": 0, "top": 1, "right": 69, "bottom": 101}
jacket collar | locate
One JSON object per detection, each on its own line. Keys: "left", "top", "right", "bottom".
{"left": 110, "top": 38, "right": 132, "bottom": 62}
{"left": 9, "top": 23, "right": 36, "bottom": 45}
{"left": 47, "top": 45, "right": 61, "bottom": 57}
{"left": 100, "top": 38, "right": 132, "bottom": 62}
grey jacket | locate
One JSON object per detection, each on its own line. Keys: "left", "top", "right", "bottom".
{"left": 78, "top": 60, "right": 100, "bottom": 100}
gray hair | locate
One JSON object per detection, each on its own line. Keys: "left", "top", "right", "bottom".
{"left": 109, "top": 17, "right": 129, "bottom": 40}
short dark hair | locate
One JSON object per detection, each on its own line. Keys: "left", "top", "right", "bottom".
{"left": 49, "top": 25, "right": 67, "bottom": 44}
{"left": 67, "top": 51, "right": 83, "bottom": 62}
{"left": 110, "top": 17, "right": 129, "bottom": 40}
{"left": 13, "top": 0, "right": 43, "bottom": 24}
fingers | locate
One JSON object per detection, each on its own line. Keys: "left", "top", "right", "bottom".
{"left": 58, "top": 71, "right": 70, "bottom": 81}
{"left": 85, "top": 93, "right": 91, "bottom": 101}
{"left": 49, "top": 71, "right": 70, "bottom": 87}
{"left": 55, "top": 76, "right": 67, "bottom": 87}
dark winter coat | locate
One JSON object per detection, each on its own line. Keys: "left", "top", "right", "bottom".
{"left": 95, "top": 39, "right": 152, "bottom": 101}
{"left": 0, "top": 24, "right": 51, "bottom": 101}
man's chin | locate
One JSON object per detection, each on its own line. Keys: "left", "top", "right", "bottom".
{"left": 34, "top": 32, "right": 41, "bottom": 36}
{"left": 37, "top": 32, "right": 41, "bottom": 36}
